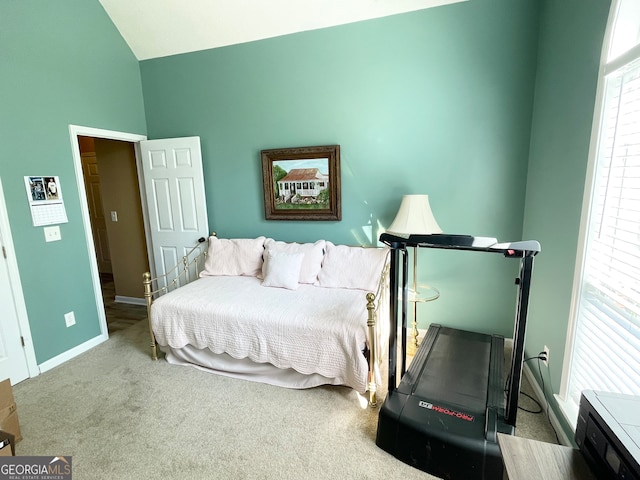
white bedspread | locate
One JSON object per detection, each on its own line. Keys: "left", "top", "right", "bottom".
{"left": 150, "top": 276, "right": 372, "bottom": 393}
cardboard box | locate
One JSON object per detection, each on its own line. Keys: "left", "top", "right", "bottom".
{"left": 0, "top": 430, "right": 15, "bottom": 456}
{"left": 0, "top": 380, "right": 21, "bottom": 443}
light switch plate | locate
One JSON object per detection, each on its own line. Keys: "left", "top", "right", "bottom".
{"left": 64, "top": 311, "right": 76, "bottom": 327}
{"left": 111, "top": 211, "right": 118, "bottom": 222}
{"left": 44, "top": 225, "right": 61, "bottom": 242}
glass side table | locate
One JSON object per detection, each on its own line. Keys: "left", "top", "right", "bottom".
{"left": 406, "top": 284, "right": 440, "bottom": 356}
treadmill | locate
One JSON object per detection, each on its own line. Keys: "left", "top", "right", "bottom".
{"left": 375, "top": 233, "right": 541, "bottom": 479}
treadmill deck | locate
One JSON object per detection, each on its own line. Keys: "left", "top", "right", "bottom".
{"left": 376, "top": 324, "right": 512, "bottom": 479}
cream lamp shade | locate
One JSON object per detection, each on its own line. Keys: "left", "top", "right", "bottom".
{"left": 387, "top": 194, "right": 442, "bottom": 236}
{"left": 387, "top": 194, "right": 442, "bottom": 351}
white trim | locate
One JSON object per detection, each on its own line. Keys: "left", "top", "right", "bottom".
{"left": 523, "top": 362, "right": 572, "bottom": 447}
{"left": 0, "top": 179, "right": 40, "bottom": 379}
{"left": 554, "top": 393, "right": 579, "bottom": 432}
{"left": 604, "top": 41, "right": 640, "bottom": 75}
{"left": 38, "top": 333, "right": 107, "bottom": 374}
{"left": 134, "top": 141, "right": 157, "bottom": 280}
{"left": 68, "top": 125, "right": 147, "bottom": 341}
{"left": 559, "top": 0, "right": 619, "bottom": 406}
{"left": 114, "top": 295, "right": 146, "bottom": 306}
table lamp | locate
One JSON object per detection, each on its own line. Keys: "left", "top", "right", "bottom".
{"left": 387, "top": 194, "right": 442, "bottom": 351}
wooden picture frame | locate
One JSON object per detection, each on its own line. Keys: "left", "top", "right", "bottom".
{"left": 261, "top": 145, "right": 341, "bottom": 221}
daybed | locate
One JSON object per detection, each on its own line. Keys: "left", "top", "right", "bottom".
{"left": 143, "top": 235, "right": 390, "bottom": 406}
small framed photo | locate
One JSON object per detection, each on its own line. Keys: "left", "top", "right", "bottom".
{"left": 261, "top": 145, "right": 341, "bottom": 221}
{"left": 26, "top": 176, "right": 62, "bottom": 203}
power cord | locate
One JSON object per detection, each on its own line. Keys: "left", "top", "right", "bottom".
{"left": 518, "top": 391, "right": 543, "bottom": 414}
{"left": 538, "top": 350, "right": 548, "bottom": 364}
{"left": 504, "top": 354, "right": 546, "bottom": 414}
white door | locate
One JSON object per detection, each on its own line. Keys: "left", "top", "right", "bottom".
{"left": 139, "top": 137, "right": 209, "bottom": 286}
{"left": 81, "top": 152, "right": 112, "bottom": 273}
{"left": 0, "top": 199, "right": 31, "bottom": 384}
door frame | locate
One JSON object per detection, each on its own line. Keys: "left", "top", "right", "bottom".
{"left": 0, "top": 178, "right": 39, "bottom": 379}
{"left": 68, "top": 125, "right": 148, "bottom": 339}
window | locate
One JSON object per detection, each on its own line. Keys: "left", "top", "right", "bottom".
{"left": 560, "top": 0, "right": 640, "bottom": 424}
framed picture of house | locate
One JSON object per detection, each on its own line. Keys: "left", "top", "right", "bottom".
{"left": 261, "top": 145, "right": 341, "bottom": 221}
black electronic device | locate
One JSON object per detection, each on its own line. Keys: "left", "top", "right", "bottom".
{"left": 575, "top": 390, "right": 640, "bottom": 480}
{"left": 375, "top": 233, "right": 540, "bottom": 479}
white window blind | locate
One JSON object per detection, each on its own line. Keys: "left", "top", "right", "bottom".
{"left": 565, "top": 12, "right": 640, "bottom": 413}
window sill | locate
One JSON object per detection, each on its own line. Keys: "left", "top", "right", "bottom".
{"left": 555, "top": 393, "right": 579, "bottom": 432}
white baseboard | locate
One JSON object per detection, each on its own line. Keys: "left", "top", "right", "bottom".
{"left": 115, "top": 295, "right": 146, "bottom": 306}
{"left": 522, "top": 361, "right": 572, "bottom": 446}
{"left": 38, "top": 333, "right": 108, "bottom": 374}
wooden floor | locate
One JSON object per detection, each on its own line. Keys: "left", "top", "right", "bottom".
{"left": 100, "top": 273, "right": 148, "bottom": 334}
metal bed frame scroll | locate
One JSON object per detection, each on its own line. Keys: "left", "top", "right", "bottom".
{"left": 143, "top": 235, "right": 210, "bottom": 361}
{"left": 142, "top": 235, "right": 390, "bottom": 407}
{"left": 367, "top": 256, "right": 390, "bottom": 407}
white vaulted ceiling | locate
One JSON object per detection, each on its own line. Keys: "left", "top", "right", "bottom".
{"left": 98, "top": 0, "right": 465, "bottom": 60}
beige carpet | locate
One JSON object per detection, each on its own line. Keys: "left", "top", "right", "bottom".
{"left": 13, "top": 321, "right": 556, "bottom": 479}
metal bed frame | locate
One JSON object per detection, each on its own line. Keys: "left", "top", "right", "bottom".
{"left": 142, "top": 234, "right": 390, "bottom": 406}
{"left": 142, "top": 236, "right": 210, "bottom": 361}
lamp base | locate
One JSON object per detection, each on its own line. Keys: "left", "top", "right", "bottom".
{"left": 407, "top": 324, "right": 420, "bottom": 358}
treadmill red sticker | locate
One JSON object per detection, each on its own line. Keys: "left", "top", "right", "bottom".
{"left": 418, "top": 401, "right": 475, "bottom": 422}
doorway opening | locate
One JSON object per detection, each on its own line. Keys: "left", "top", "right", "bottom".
{"left": 71, "top": 127, "right": 150, "bottom": 337}
{"left": 70, "top": 126, "right": 209, "bottom": 344}
{"left": 77, "top": 135, "right": 148, "bottom": 334}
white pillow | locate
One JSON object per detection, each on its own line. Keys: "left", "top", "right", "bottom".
{"left": 199, "top": 236, "right": 266, "bottom": 277}
{"left": 261, "top": 251, "right": 304, "bottom": 290}
{"left": 262, "top": 238, "right": 325, "bottom": 284}
{"left": 316, "top": 242, "right": 390, "bottom": 291}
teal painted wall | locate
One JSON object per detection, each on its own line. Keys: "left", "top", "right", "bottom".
{"left": 0, "top": 0, "right": 617, "bottom": 433}
{"left": 523, "top": 0, "right": 610, "bottom": 435}
{"left": 0, "top": 1, "right": 147, "bottom": 363}
{"left": 141, "top": 0, "right": 541, "bottom": 337}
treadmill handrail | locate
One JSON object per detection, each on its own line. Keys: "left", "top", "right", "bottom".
{"left": 380, "top": 233, "right": 541, "bottom": 256}
{"left": 381, "top": 231, "right": 540, "bottom": 428}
